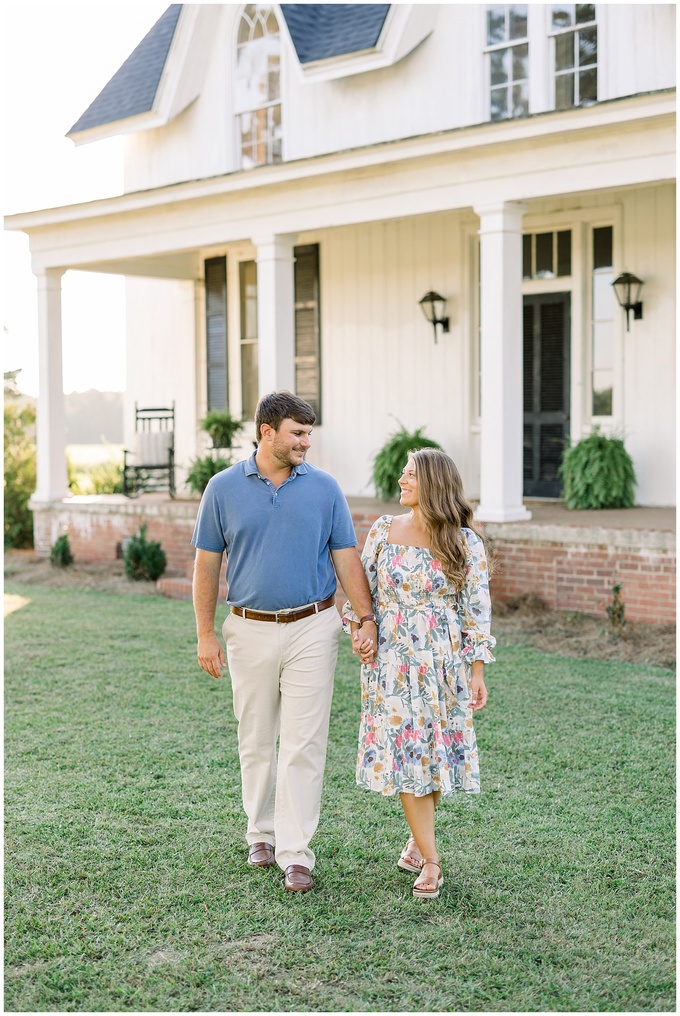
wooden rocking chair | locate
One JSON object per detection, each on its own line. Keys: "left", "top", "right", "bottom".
{"left": 122, "top": 403, "right": 175, "bottom": 497}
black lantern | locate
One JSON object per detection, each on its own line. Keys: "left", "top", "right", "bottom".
{"left": 612, "top": 272, "right": 644, "bottom": 331}
{"left": 418, "top": 291, "right": 449, "bottom": 343}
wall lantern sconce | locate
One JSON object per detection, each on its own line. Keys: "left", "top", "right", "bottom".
{"left": 612, "top": 272, "right": 644, "bottom": 331}
{"left": 418, "top": 291, "right": 450, "bottom": 343}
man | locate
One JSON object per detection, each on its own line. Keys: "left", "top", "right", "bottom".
{"left": 192, "top": 391, "right": 376, "bottom": 892}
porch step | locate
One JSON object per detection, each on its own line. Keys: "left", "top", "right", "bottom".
{"left": 156, "top": 576, "right": 228, "bottom": 601}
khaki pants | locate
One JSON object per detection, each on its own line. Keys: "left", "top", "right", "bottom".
{"left": 222, "top": 605, "right": 342, "bottom": 871}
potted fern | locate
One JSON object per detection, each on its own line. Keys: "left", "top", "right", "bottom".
{"left": 559, "top": 427, "right": 636, "bottom": 509}
{"left": 187, "top": 410, "right": 246, "bottom": 494}
{"left": 372, "top": 424, "right": 442, "bottom": 501}
{"left": 199, "top": 410, "right": 244, "bottom": 450}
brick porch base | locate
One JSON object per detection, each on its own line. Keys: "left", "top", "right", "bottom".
{"left": 31, "top": 495, "right": 675, "bottom": 624}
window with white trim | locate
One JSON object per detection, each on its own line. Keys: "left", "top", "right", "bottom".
{"left": 485, "top": 5, "right": 529, "bottom": 121}
{"left": 235, "top": 5, "right": 282, "bottom": 169}
{"left": 551, "top": 4, "right": 598, "bottom": 109}
{"left": 591, "top": 226, "right": 614, "bottom": 417}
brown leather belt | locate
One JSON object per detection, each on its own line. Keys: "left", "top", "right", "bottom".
{"left": 230, "top": 594, "right": 336, "bottom": 624}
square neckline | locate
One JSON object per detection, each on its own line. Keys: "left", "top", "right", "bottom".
{"left": 384, "top": 514, "right": 432, "bottom": 551}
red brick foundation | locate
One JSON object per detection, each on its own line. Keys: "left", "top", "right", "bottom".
{"left": 31, "top": 497, "right": 675, "bottom": 624}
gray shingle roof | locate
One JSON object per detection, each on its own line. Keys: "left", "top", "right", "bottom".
{"left": 67, "top": 5, "right": 183, "bottom": 136}
{"left": 280, "top": 4, "right": 390, "bottom": 64}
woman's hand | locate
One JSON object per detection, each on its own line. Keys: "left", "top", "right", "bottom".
{"left": 471, "top": 666, "right": 488, "bottom": 710}
{"left": 353, "top": 621, "right": 378, "bottom": 663}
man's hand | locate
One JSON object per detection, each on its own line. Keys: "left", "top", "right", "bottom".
{"left": 197, "top": 633, "right": 225, "bottom": 679}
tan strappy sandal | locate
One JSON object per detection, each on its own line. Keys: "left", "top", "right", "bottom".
{"left": 412, "top": 858, "right": 444, "bottom": 899}
{"left": 397, "top": 836, "right": 422, "bottom": 874}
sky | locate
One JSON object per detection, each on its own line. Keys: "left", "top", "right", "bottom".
{"left": 2, "top": 2, "right": 169, "bottom": 395}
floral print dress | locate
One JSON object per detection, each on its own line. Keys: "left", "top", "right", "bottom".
{"left": 344, "top": 516, "right": 495, "bottom": 798}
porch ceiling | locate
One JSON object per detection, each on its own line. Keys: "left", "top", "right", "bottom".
{"left": 5, "top": 90, "right": 675, "bottom": 278}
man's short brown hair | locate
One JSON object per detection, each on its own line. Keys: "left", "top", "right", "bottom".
{"left": 255, "top": 391, "right": 316, "bottom": 442}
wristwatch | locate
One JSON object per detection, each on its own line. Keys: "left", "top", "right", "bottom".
{"left": 359, "top": 614, "right": 377, "bottom": 625}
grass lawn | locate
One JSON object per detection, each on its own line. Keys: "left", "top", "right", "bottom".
{"left": 4, "top": 583, "right": 675, "bottom": 1013}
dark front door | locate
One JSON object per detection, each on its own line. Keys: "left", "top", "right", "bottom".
{"left": 523, "top": 293, "right": 570, "bottom": 498}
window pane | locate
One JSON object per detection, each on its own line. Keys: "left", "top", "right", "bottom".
{"left": 579, "top": 67, "right": 597, "bottom": 103}
{"left": 555, "top": 32, "right": 574, "bottom": 70}
{"left": 576, "top": 3, "right": 595, "bottom": 24}
{"left": 241, "top": 342, "right": 259, "bottom": 420}
{"left": 490, "top": 87, "right": 508, "bottom": 120}
{"left": 523, "top": 234, "right": 532, "bottom": 278}
{"left": 552, "top": 4, "right": 573, "bottom": 29}
{"left": 487, "top": 6, "right": 506, "bottom": 45}
{"left": 557, "top": 231, "right": 572, "bottom": 276}
{"left": 513, "top": 43, "right": 529, "bottom": 81}
{"left": 240, "top": 261, "right": 258, "bottom": 341}
{"left": 593, "top": 269, "right": 615, "bottom": 321}
{"left": 270, "top": 103, "right": 282, "bottom": 163}
{"left": 535, "top": 232, "right": 554, "bottom": 277}
{"left": 592, "top": 374, "right": 613, "bottom": 416}
{"left": 593, "top": 226, "right": 613, "bottom": 269}
{"left": 512, "top": 82, "right": 529, "bottom": 117}
{"left": 578, "top": 25, "right": 597, "bottom": 66}
{"left": 592, "top": 321, "right": 614, "bottom": 370}
{"left": 490, "top": 48, "right": 509, "bottom": 85}
{"left": 509, "top": 5, "right": 528, "bottom": 39}
{"left": 555, "top": 73, "right": 574, "bottom": 109}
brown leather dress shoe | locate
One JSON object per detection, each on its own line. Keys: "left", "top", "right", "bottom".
{"left": 247, "top": 842, "right": 276, "bottom": 868}
{"left": 284, "top": 864, "right": 314, "bottom": 892}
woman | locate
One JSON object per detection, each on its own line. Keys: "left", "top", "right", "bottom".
{"left": 345, "top": 448, "right": 495, "bottom": 899}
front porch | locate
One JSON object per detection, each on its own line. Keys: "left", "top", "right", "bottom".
{"left": 32, "top": 495, "right": 675, "bottom": 625}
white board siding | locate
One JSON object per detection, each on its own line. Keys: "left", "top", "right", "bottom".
{"left": 124, "top": 276, "right": 197, "bottom": 489}
{"left": 310, "top": 211, "right": 476, "bottom": 497}
{"left": 620, "top": 184, "right": 675, "bottom": 506}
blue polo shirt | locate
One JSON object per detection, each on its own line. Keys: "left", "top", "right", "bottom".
{"left": 191, "top": 452, "right": 357, "bottom": 610}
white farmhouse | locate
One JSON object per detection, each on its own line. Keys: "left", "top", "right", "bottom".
{"left": 6, "top": 3, "right": 676, "bottom": 524}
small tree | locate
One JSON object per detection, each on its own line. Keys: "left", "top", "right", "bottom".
{"left": 124, "top": 524, "right": 167, "bottom": 582}
{"left": 4, "top": 402, "right": 36, "bottom": 548}
{"left": 50, "top": 533, "right": 74, "bottom": 568}
{"left": 372, "top": 424, "right": 442, "bottom": 501}
{"left": 559, "top": 428, "right": 636, "bottom": 510}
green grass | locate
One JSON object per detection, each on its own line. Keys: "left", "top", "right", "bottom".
{"left": 4, "top": 583, "right": 675, "bottom": 1012}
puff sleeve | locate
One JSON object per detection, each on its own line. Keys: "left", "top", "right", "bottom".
{"left": 457, "top": 529, "right": 496, "bottom": 664}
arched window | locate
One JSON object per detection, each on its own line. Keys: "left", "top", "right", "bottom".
{"left": 235, "top": 5, "right": 282, "bottom": 169}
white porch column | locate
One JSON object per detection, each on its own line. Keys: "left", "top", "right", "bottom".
{"left": 32, "top": 268, "right": 69, "bottom": 503}
{"left": 474, "top": 202, "right": 531, "bottom": 522}
{"left": 254, "top": 233, "right": 298, "bottom": 394}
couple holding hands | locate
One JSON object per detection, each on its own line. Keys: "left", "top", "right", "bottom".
{"left": 193, "top": 391, "right": 494, "bottom": 899}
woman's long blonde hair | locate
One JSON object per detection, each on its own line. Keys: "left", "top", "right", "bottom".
{"left": 410, "top": 448, "right": 482, "bottom": 591}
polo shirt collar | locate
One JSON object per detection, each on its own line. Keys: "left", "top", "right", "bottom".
{"left": 245, "top": 450, "right": 308, "bottom": 477}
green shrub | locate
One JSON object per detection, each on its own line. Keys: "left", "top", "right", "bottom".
{"left": 199, "top": 410, "right": 244, "bottom": 449}
{"left": 605, "top": 583, "right": 626, "bottom": 639}
{"left": 68, "top": 458, "right": 123, "bottom": 496}
{"left": 559, "top": 427, "right": 636, "bottom": 509}
{"left": 50, "top": 533, "right": 74, "bottom": 568}
{"left": 4, "top": 402, "right": 36, "bottom": 548}
{"left": 186, "top": 455, "right": 230, "bottom": 494}
{"left": 372, "top": 424, "right": 442, "bottom": 500}
{"left": 124, "top": 524, "right": 167, "bottom": 582}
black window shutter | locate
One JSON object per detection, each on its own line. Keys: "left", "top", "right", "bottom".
{"left": 294, "top": 244, "right": 321, "bottom": 423}
{"left": 205, "top": 256, "right": 228, "bottom": 411}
